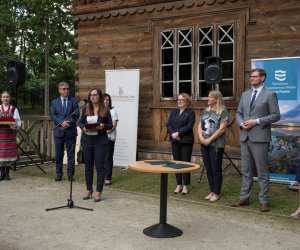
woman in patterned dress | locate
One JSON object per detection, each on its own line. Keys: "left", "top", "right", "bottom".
{"left": 0, "top": 91, "right": 21, "bottom": 181}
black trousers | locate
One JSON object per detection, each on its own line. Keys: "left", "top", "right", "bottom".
{"left": 171, "top": 142, "right": 193, "bottom": 185}
{"left": 54, "top": 136, "right": 76, "bottom": 177}
{"left": 104, "top": 140, "right": 115, "bottom": 181}
{"left": 83, "top": 144, "right": 108, "bottom": 192}
{"left": 201, "top": 145, "right": 224, "bottom": 195}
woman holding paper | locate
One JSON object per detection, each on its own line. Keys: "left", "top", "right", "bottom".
{"left": 79, "top": 88, "right": 112, "bottom": 202}
{"left": 166, "top": 93, "right": 195, "bottom": 195}
{"left": 0, "top": 91, "right": 21, "bottom": 181}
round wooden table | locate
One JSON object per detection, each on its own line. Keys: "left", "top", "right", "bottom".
{"left": 128, "top": 160, "right": 200, "bottom": 238}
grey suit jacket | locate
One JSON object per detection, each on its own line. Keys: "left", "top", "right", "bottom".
{"left": 236, "top": 87, "right": 280, "bottom": 142}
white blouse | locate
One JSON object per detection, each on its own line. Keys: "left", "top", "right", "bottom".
{"left": 1, "top": 104, "right": 22, "bottom": 129}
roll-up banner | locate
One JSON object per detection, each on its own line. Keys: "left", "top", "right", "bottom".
{"left": 105, "top": 69, "right": 140, "bottom": 168}
{"left": 251, "top": 57, "right": 300, "bottom": 184}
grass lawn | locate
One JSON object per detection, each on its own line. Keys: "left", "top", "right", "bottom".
{"left": 16, "top": 163, "right": 299, "bottom": 216}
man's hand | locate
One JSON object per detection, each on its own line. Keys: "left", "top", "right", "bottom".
{"left": 60, "top": 121, "right": 70, "bottom": 130}
{"left": 241, "top": 119, "right": 258, "bottom": 130}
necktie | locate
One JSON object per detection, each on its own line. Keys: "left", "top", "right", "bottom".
{"left": 250, "top": 90, "right": 257, "bottom": 108}
{"left": 63, "top": 98, "right": 67, "bottom": 113}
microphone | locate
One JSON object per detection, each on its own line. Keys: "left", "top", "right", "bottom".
{"left": 83, "top": 99, "right": 92, "bottom": 104}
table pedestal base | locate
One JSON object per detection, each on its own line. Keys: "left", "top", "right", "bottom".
{"left": 143, "top": 223, "right": 183, "bottom": 238}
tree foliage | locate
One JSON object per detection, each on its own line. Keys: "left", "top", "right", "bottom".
{"left": 0, "top": 0, "right": 74, "bottom": 113}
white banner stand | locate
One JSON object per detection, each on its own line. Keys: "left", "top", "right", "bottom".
{"left": 105, "top": 69, "right": 140, "bottom": 168}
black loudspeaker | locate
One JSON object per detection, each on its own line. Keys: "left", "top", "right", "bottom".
{"left": 204, "top": 56, "right": 222, "bottom": 85}
{"left": 6, "top": 61, "right": 26, "bottom": 86}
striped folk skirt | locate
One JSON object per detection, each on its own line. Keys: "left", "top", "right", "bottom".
{"left": 0, "top": 127, "right": 18, "bottom": 164}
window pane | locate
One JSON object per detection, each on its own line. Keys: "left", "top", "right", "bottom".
{"left": 162, "top": 82, "right": 173, "bottom": 98}
{"left": 222, "top": 62, "right": 233, "bottom": 79}
{"left": 199, "top": 26, "right": 213, "bottom": 45}
{"left": 161, "top": 66, "right": 173, "bottom": 81}
{"left": 179, "top": 65, "right": 191, "bottom": 81}
{"left": 161, "top": 31, "right": 174, "bottom": 48}
{"left": 219, "top": 24, "right": 234, "bottom": 43}
{"left": 179, "top": 47, "right": 191, "bottom": 63}
{"left": 218, "top": 23, "right": 234, "bottom": 98}
{"left": 161, "top": 30, "right": 174, "bottom": 99}
{"left": 179, "top": 29, "right": 192, "bottom": 47}
{"left": 179, "top": 81, "right": 191, "bottom": 95}
{"left": 198, "top": 81, "right": 212, "bottom": 97}
{"left": 199, "top": 63, "right": 205, "bottom": 81}
{"left": 199, "top": 46, "right": 213, "bottom": 62}
{"left": 162, "top": 48, "right": 173, "bottom": 64}
{"left": 219, "top": 44, "right": 233, "bottom": 60}
{"left": 219, "top": 80, "right": 233, "bottom": 97}
{"left": 199, "top": 26, "right": 213, "bottom": 63}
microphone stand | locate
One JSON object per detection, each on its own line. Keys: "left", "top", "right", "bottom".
{"left": 52, "top": 100, "right": 89, "bottom": 131}
{"left": 46, "top": 100, "right": 93, "bottom": 212}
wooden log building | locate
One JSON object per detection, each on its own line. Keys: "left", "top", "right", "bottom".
{"left": 72, "top": 0, "right": 300, "bottom": 164}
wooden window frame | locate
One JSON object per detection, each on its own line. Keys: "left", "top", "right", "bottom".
{"left": 152, "top": 10, "right": 246, "bottom": 107}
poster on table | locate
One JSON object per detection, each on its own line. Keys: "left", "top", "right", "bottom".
{"left": 251, "top": 57, "right": 300, "bottom": 184}
{"left": 105, "top": 69, "right": 140, "bottom": 168}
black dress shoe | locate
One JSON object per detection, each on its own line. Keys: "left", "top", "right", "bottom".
{"left": 0, "top": 169, "right": 5, "bottom": 181}
{"left": 55, "top": 176, "right": 62, "bottom": 181}
{"left": 68, "top": 176, "right": 75, "bottom": 181}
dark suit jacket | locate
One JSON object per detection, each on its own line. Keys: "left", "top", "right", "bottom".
{"left": 236, "top": 87, "right": 280, "bottom": 143}
{"left": 50, "top": 97, "right": 79, "bottom": 138}
{"left": 166, "top": 108, "right": 195, "bottom": 144}
{"left": 78, "top": 107, "right": 113, "bottom": 147}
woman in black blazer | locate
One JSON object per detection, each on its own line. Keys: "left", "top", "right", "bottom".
{"left": 79, "top": 88, "right": 112, "bottom": 202}
{"left": 167, "top": 93, "right": 195, "bottom": 195}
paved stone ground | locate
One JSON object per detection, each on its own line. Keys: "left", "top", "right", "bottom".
{"left": 0, "top": 172, "right": 299, "bottom": 250}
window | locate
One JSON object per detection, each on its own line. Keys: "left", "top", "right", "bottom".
{"left": 160, "top": 23, "right": 235, "bottom": 100}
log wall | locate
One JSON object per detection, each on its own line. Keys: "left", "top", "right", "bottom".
{"left": 73, "top": 0, "right": 300, "bottom": 161}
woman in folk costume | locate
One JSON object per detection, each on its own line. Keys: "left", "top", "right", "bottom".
{"left": 0, "top": 91, "right": 21, "bottom": 181}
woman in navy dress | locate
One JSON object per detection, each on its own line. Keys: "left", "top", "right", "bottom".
{"left": 166, "top": 93, "right": 195, "bottom": 195}
{"left": 79, "top": 88, "right": 112, "bottom": 202}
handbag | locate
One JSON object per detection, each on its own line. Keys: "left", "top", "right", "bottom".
{"left": 77, "top": 146, "right": 84, "bottom": 164}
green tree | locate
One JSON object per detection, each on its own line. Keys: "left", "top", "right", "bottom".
{"left": 0, "top": 0, "right": 74, "bottom": 114}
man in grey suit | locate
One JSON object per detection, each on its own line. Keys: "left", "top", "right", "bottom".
{"left": 231, "top": 68, "right": 280, "bottom": 212}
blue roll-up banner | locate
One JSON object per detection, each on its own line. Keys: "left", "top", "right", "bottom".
{"left": 251, "top": 57, "right": 300, "bottom": 184}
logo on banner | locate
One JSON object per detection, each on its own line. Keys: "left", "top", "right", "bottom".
{"left": 118, "top": 87, "right": 124, "bottom": 96}
{"left": 274, "top": 70, "right": 286, "bottom": 81}
{"left": 111, "top": 85, "right": 135, "bottom": 101}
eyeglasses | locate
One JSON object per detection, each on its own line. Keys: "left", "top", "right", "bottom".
{"left": 60, "top": 88, "right": 69, "bottom": 90}
{"left": 250, "top": 75, "right": 260, "bottom": 79}
{"left": 177, "top": 99, "right": 185, "bottom": 102}
{"left": 89, "top": 94, "right": 98, "bottom": 97}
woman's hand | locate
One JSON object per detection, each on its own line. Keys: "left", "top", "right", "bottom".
{"left": 96, "top": 123, "right": 104, "bottom": 130}
{"left": 199, "top": 134, "right": 211, "bottom": 146}
{"left": 171, "top": 132, "right": 180, "bottom": 140}
{"left": 201, "top": 138, "right": 212, "bottom": 146}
